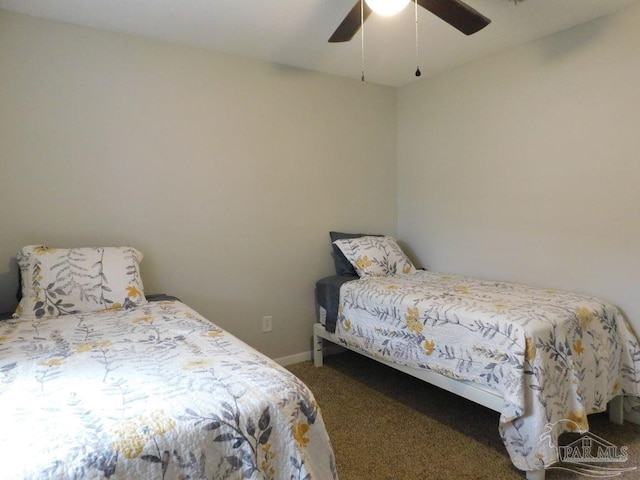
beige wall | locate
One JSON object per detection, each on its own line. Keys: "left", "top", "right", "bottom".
{"left": 397, "top": 4, "right": 640, "bottom": 332}
{"left": 3, "top": 3, "right": 639, "bottom": 360}
{"left": 0, "top": 11, "right": 398, "bottom": 359}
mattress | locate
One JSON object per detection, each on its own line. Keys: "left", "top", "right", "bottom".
{"left": 315, "top": 275, "right": 358, "bottom": 332}
{"left": 0, "top": 299, "right": 337, "bottom": 480}
{"left": 332, "top": 270, "right": 640, "bottom": 472}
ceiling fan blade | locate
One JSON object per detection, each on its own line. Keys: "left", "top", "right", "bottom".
{"left": 416, "top": 0, "right": 490, "bottom": 35}
{"left": 329, "top": 1, "right": 372, "bottom": 43}
{"left": 328, "top": 0, "right": 489, "bottom": 43}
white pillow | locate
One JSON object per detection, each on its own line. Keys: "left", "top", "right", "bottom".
{"left": 14, "top": 245, "right": 147, "bottom": 319}
{"left": 332, "top": 236, "right": 416, "bottom": 278}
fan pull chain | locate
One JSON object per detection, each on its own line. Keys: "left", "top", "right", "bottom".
{"left": 415, "top": 0, "right": 421, "bottom": 77}
{"left": 361, "top": 0, "right": 365, "bottom": 81}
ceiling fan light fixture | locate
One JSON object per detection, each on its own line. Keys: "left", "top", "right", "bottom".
{"left": 364, "top": 0, "right": 410, "bottom": 16}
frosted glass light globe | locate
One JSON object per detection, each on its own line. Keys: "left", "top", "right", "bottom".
{"left": 365, "top": 0, "right": 411, "bottom": 16}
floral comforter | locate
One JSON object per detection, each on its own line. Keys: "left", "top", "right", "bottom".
{"left": 334, "top": 270, "right": 640, "bottom": 473}
{"left": 0, "top": 300, "right": 337, "bottom": 480}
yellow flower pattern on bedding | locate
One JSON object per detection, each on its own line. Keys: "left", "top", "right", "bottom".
{"left": 612, "top": 380, "right": 622, "bottom": 396}
{"left": 334, "top": 269, "right": 640, "bottom": 473}
{"left": 573, "top": 339, "right": 585, "bottom": 355}
{"left": 406, "top": 307, "right": 423, "bottom": 334}
{"left": 260, "top": 442, "right": 277, "bottom": 479}
{"left": 35, "top": 246, "right": 57, "bottom": 254}
{"left": 133, "top": 316, "right": 154, "bottom": 323}
{"left": 292, "top": 422, "right": 311, "bottom": 447}
{"left": 423, "top": 339, "right": 435, "bottom": 355}
{"left": 182, "top": 359, "right": 211, "bottom": 370}
{"left": 355, "top": 255, "right": 372, "bottom": 272}
{"left": 332, "top": 235, "right": 416, "bottom": 277}
{"left": 566, "top": 410, "right": 588, "bottom": 431}
{"left": 39, "top": 357, "right": 65, "bottom": 367}
{"left": 577, "top": 306, "right": 594, "bottom": 330}
{"left": 525, "top": 337, "right": 536, "bottom": 362}
{"left": 126, "top": 286, "right": 142, "bottom": 298}
{"left": 13, "top": 245, "right": 148, "bottom": 320}
{"left": 202, "top": 330, "right": 223, "bottom": 338}
{"left": 76, "top": 340, "right": 112, "bottom": 353}
{"left": 112, "top": 410, "right": 177, "bottom": 459}
{"left": 0, "top": 301, "right": 337, "bottom": 480}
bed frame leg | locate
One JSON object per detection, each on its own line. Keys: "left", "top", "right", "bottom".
{"left": 609, "top": 395, "right": 624, "bottom": 425}
{"left": 525, "top": 470, "right": 545, "bottom": 480}
{"left": 313, "top": 328, "right": 324, "bottom": 367}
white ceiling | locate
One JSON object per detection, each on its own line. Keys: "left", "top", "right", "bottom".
{"left": 1, "top": 0, "right": 638, "bottom": 87}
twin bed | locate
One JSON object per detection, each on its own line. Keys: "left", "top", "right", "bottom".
{"left": 314, "top": 232, "right": 640, "bottom": 480}
{"left": 0, "top": 245, "right": 337, "bottom": 480}
{"left": 3, "top": 239, "right": 639, "bottom": 480}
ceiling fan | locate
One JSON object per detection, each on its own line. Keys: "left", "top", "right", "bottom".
{"left": 329, "top": 0, "right": 491, "bottom": 43}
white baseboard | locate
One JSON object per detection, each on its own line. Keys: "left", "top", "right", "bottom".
{"left": 274, "top": 351, "right": 312, "bottom": 367}
{"left": 275, "top": 344, "right": 346, "bottom": 367}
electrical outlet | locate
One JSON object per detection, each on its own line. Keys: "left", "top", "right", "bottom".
{"left": 262, "top": 315, "right": 272, "bottom": 333}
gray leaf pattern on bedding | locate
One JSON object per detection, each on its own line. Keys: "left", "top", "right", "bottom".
{"left": 0, "top": 301, "right": 337, "bottom": 480}
{"left": 334, "top": 270, "right": 640, "bottom": 473}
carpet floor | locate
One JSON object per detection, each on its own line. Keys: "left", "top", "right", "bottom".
{"left": 287, "top": 351, "right": 640, "bottom": 480}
